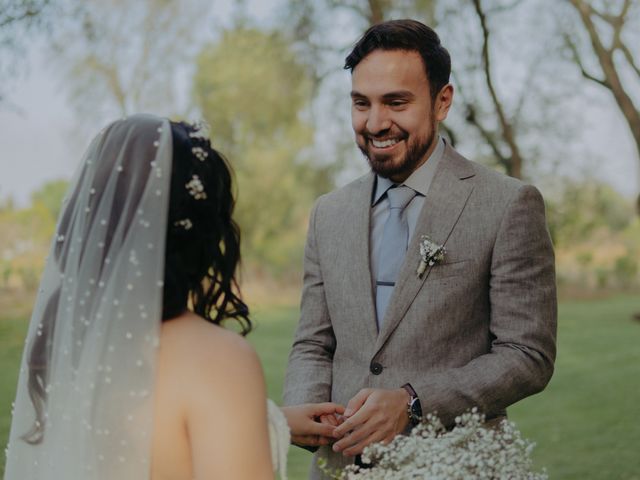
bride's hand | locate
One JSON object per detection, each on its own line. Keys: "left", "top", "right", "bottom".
{"left": 281, "top": 403, "right": 345, "bottom": 447}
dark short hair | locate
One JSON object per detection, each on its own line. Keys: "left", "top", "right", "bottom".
{"left": 344, "top": 19, "right": 451, "bottom": 99}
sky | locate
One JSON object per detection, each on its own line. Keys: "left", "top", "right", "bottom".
{"left": 0, "top": 1, "right": 638, "bottom": 207}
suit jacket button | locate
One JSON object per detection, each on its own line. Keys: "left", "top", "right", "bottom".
{"left": 370, "top": 362, "right": 383, "bottom": 375}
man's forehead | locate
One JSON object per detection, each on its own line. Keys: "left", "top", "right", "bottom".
{"left": 351, "top": 50, "right": 429, "bottom": 97}
{"left": 353, "top": 50, "right": 426, "bottom": 77}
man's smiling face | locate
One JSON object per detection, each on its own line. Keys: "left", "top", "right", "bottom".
{"left": 351, "top": 49, "right": 450, "bottom": 183}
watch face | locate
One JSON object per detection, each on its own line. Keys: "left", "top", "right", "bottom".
{"left": 409, "top": 397, "right": 422, "bottom": 421}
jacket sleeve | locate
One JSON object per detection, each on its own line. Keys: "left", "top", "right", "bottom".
{"left": 283, "top": 197, "right": 336, "bottom": 406}
{"left": 414, "top": 184, "right": 557, "bottom": 426}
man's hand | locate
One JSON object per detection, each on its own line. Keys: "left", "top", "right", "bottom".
{"left": 331, "top": 388, "right": 409, "bottom": 456}
{"left": 281, "top": 403, "right": 345, "bottom": 447}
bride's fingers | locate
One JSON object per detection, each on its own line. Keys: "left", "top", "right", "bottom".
{"left": 314, "top": 402, "right": 346, "bottom": 416}
{"left": 292, "top": 434, "right": 333, "bottom": 447}
{"left": 304, "top": 420, "right": 337, "bottom": 437}
{"left": 291, "top": 434, "right": 316, "bottom": 446}
{"left": 319, "top": 413, "right": 338, "bottom": 427}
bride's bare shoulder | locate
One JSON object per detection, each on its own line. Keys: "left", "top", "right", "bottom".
{"left": 158, "top": 312, "right": 262, "bottom": 380}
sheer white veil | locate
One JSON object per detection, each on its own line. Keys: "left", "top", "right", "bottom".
{"left": 5, "top": 114, "right": 172, "bottom": 479}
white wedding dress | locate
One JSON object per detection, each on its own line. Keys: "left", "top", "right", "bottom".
{"left": 268, "top": 399, "right": 291, "bottom": 480}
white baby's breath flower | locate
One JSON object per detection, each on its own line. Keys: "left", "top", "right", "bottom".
{"left": 325, "top": 410, "right": 547, "bottom": 480}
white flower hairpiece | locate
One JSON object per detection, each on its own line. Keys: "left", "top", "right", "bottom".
{"left": 188, "top": 120, "right": 211, "bottom": 161}
{"left": 174, "top": 218, "right": 193, "bottom": 230}
{"left": 192, "top": 146, "right": 208, "bottom": 161}
{"left": 185, "top": 175, "right": 207, "bottom": 200}
{"left": 417, "top": 235, "right": 445, "bottom": 278}
{"left": 188, "top": 120, "right": 211, "bottom": 141}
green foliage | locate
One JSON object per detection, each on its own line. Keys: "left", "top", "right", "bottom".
{"left": 193, "top": 27, "right": 336, "bottom": 275}
{"left": 30, "top": 179, "right": 68, "bottom": 220}
{"left": 546, "top": 180, "right": 633, "bottom": 247}
{"left": 0, "top": 180, "right": 66, "bottom": 291}
{"left": 193, "top": 27, "right": 312, "bottom": 158}
{"left": 613, "top": 254, "right": 638, "bottom": 288}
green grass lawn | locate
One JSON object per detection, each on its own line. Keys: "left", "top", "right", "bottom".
{"left": 1, "top": 295, "right": 639, "bottom": 478}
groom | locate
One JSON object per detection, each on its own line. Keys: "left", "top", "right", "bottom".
{"left": 284, "top": 19, "right": 557, "bottom": 478}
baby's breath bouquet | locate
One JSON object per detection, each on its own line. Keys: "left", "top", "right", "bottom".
{"left": 322, "top": 408, "right": 547, "bottom": 480}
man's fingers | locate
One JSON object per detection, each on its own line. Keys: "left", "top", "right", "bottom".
{"left": 333, "top": 405, "right": 369, "bottom": 438}
{"left": 344, "top": 389, "right": 372, "bottom": 417}
{"left": 332, "top": 419, "right": 373, "bottom": 452}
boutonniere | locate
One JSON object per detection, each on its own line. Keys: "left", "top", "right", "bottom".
{"left": 417, "top": 235, "right": 446, "bottom": 278}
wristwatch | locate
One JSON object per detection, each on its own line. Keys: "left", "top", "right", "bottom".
{"left": 401, "top": 383, "right": 422, "bottom": 426}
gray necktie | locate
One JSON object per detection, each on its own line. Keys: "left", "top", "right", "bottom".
{"left": 375, "top": 185, "right": 416, "bottom": 327}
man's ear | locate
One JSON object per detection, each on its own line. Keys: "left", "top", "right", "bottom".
{"left": 434, "top": 84, "right": 454, "bottom": 122}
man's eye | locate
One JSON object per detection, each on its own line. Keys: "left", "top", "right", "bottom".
{"left": 389, "top": 101, "right": 407, "bottom": 107}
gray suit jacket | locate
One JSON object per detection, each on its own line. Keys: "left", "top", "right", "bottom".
{"left": 283, "top": 145, "right": 557, "bottom": 478}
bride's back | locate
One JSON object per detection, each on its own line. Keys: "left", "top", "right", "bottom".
{"left": 151, "top": 312, "right": 272, "bottom": 480}
{"left": 4, "top": 116, "right": 273, "bottom": 480}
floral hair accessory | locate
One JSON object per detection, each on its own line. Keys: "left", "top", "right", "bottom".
{"left": 187, "top": 120, "right": 211, "bottom": 161}
{"left": 192, "top": 146, "right": 208, "bottom": 161}
{"left": 188, "top": 120, "right": 211, "bottom": 141}
{"left": 417, "top": 235, "right": 445, "bottom": 278}
{"left": 185, "top": 175, "right": 207, "bottom": 200}
{"left": 174, "top": 218, "right": 193, "bottom": 231}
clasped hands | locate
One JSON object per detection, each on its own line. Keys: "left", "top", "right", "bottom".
{"left": 283, "top": 388, "right": 410, "bottom": 456}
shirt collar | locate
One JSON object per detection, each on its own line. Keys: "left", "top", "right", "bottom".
{"left": 371, "top": 135, "right": 445, "bottom": 206}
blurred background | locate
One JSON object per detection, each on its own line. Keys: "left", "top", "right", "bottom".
{"left": 0, "top": 0, "right": 639, "bottom": 478}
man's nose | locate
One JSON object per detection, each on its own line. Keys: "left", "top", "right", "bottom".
{"left": 365, "top": 106, "right": 391, "bottom": 134}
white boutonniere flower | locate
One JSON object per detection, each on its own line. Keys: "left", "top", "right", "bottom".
{"left": 417, "top": 235, "right": 445, "bottom": 278}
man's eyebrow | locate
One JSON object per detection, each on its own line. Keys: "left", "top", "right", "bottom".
{"left": 350, "top": 90, "right": 416, "bottom": 99}
{"left": 382, "top": 91, "right": 415, "bottom": 100}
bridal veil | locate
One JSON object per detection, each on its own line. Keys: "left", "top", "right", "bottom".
{"left": 5, "top": 114, "right": 171, "bottom": 479}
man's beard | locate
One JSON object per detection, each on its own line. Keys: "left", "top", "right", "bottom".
{"left": 359, "top": 123, "right": 436, "bottom": 181}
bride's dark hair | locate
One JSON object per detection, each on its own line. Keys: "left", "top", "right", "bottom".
{"left": 22, "top": 117, "right": 250, "bottom": 445}
{"left": 162, "top": 121, "right": 251, "bottom": 333}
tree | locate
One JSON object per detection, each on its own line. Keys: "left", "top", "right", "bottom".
{"left": 193, "top": 27, "right": 336, "bottom": 275}
{"left": 48, "top": 0, "right": 208, "bottom": 127}
{"left": 456, "top": 0, "right": 526, "bottom": 178}
{"left": 564, "top": 0, "right": 640, "bottom": 212}
{"left": 0, "top": 0, "right": 54, "bottom": 107}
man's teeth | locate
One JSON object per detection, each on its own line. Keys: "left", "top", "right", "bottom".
{"left": 371, "top": 138, "right": 399, "bottom": 148}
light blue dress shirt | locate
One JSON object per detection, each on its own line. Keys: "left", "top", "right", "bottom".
{"left": 370, "top": 136, "right": 445, "bottom": 314}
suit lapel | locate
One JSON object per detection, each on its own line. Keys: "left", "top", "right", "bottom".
{"left": 374, "top": 146, "right": 476, "bottom": 352}
{"left": 343, "top": 172, "right": 379, "bottom": 345}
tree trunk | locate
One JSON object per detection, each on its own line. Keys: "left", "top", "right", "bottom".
{"left": 568, "top": 0, "right": 640, "bottom": 214}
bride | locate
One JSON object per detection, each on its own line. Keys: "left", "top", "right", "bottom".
{"left": 4, "top": 114, "right": 342, "bottom": 479}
